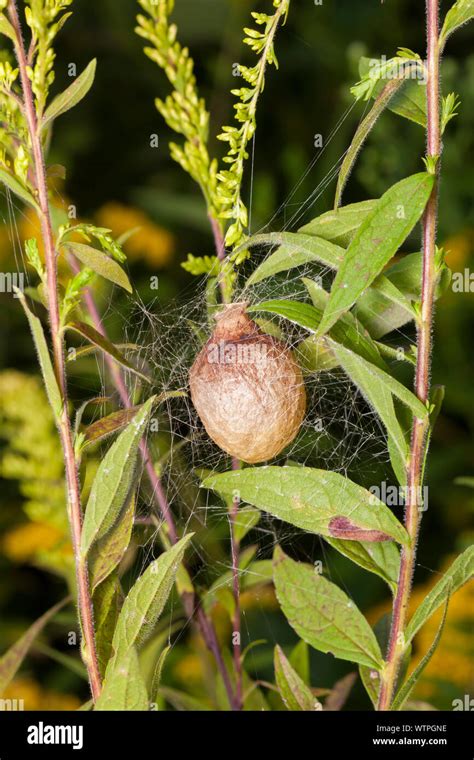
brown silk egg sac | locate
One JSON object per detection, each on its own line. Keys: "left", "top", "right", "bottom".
{"left": 189, "top": 303, "right": 306, "bottom": 463}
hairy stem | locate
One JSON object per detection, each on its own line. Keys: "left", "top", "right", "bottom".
{"left": 209, "top": 214, "right": 244, "bottom": 709}
{"left": 7, "top": 0, "right": 102, "bottom": 700}
{"left": 69, "top": 259, "right": 239, "bottom": 709}
{"left": 229, "top": 483, "right": 243, "bottom": 710}
{"left": 378, "top": 0, "right": 441, "bottom": 711}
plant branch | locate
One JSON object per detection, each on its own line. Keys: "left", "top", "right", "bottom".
{"left": 69, "top": 258, "right": 239, "bottom": 709}
{"left": 378, "top": 0, "right": 441, "bottom": 711}
{"left": 7, "top": 0, "right": 102, "bottom": 701}
{"left": 229, "top": 481, "right": 243, "bottom": 710}
{"left": 208, "top": 213, "right": 244, "bottom": 709}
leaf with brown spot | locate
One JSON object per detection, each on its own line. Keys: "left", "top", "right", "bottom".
{"left": 66, "top": 321, "right": 151, "bottom": 384}
{"left": 329, "top": 516, "right": 393, "bottom": 543}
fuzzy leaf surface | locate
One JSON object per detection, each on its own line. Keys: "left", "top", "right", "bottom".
{"left": 203, "top": 467, "right": 408, "bottom": 545}
{"left": 42, "top": 60, "right": 97, "bottom": 128}
{"left": 274, "top": 645, "right": 321, "bottom": 711}
{"left": 110, "top": 535, "right": 193, "bottom": 662}
{"left": 317, "top": 173, "right": 434, "bottom": 336}
{"left": 81, "top": 396, "right": 155, "bottom": 556}
{"left": 273, "top": 548, "right": 384, "bottom": 669}
{"left": 245, "top": 233, "right": 345, "bottom": 285}
{"left": 64, "top": 242, "right": 132, "bottom": 292}
{"left": 95, "top": 648, "right": 148, "bottom": 711}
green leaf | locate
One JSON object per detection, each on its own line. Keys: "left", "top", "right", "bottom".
{"left": 203, "top": 558, "right": 272, "bottom": 615}
{"left": 328, "top": 340, "right": 428, "bottom": 420}
{"left": 89, "top": 494, "right": 136, "bottom": 591}
{"left": 421, "top": 385, "right": 445, "bottom": 483}
{"left": 95, "top": 648, "right": 148, "bottom": 711}
{"left": 245, "top": 233, "right": 345, "bottom": 286}
{"left": 440, "top": 0, "right": 474, "bottom": 49}
{"left": 289, "top": 640, "right": 310, "bottom": 684}
{"left": 392, "top": 597, "right": 450, "bottom": 710}
{"left": 68, "top": 342, "right": 140, "bottom": 361}
{"left": 202, "top": 466, "right": 409, "bottom": 545}
{"left": 233, "top": 505, "right": 261, "bottom": 542}
{"left": 0, "top": 168, "right": 40, "bottom": 211}
{"left": 77, "top": 700, "right": 94, "bottom": 711}
{"left": 150, "top": 645, "right": 171, "bottom": 705}
{"left": 357, "top": 57, "right": 427, "bottom": 128}
{"left": 359, "top": 613, "right": 393, "bottom": 706}
{"left": 110, "top": 534, "right": 193, "bottom": 662}
{"left": 273, "top": 548, "right": 384, "bottom": 669}
{"left": 325, "top": 537, "right": 400, "bottom": 593}
{"left": 0, "top": 14, "right": 17, "bottom": 42}
{"left": 80, "top": 392, "right": 185, "bottom": 450}
{"left": 42, "top": 59, "right": 97, "bottom": 128}
{"left": 248, "top": 298, "right": 384, "bottom": 368}
{"left": 295, "top": 334, "right": 339, "bottom": 373}
{"left": 405, "top": 546, "right": 474, "bottom": 643}
{"left": 82, "top": 406, "right": 148, "bottom": 449}
{"left": 318, "top": 173, "right": 435, "bottom": 336}
{"left": 66, "top": 321, "right": 151, "bottom": 384}
{"left": 64, "top": 242, "right": 132, "bottom": 292}
{"left": 93, "top": 572, "right": 122, "bottom": 678}
{"left": 81, "top": 396, "right": 156, "bottom": 557}
{"left": 328, "top": 340, "right": 414, "bottom": 475}
{"left": 355, "top": 252, "right": 423, "bottom": 338}
{"left": 201, "top": 547, "right": 258, "bottom": 611}
{"left": 274, "top": 645, "right": 321, "bottom": 711}
{"left": 33, "top": 642, "right": 87, "bottom": 680}
{"left": 16, "top": 291, "right": 63, "bottom": 422}
{"left": 298, "top": 200, "right": 377, "bottom": 247}
{"left": 335, "top": 76, "right": 416, "bottom": 209}
{"left": 303, "top": 279, "right": 386, "bottom": 367}
{"left": 0, "top": 599, "right": 68, "bottom": 693}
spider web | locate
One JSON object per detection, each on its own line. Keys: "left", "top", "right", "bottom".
{"left": 1, "top": 98, "right": 416, "bottom": 694}
{"left": 90, "top": 112, "right": 419, "bottom": 682}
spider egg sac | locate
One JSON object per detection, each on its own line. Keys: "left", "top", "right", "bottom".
{"left": 189, "top": 302, "right": 306, "bottom": 463}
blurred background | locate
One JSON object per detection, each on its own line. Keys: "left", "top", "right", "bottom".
{"left": 0, "top": 0, "right": 473, "bottom": 710}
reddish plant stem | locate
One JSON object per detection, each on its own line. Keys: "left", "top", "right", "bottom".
{"left": 8, "top": 0, "right": 102, "bottom": 700}
{"left": 209, "top": 213, "right": 226, "bottom": 263}
{"left": 209, "top": 214, "right": 244, "bottom": 709}
{"left": 229, "top": 482, "right": 243, "bottom": 710}
{"left": 378, "top": 0, "right": 441, "bottom": 711}
{"left": 70, "top": 262, "right": 239, "bottom": 710}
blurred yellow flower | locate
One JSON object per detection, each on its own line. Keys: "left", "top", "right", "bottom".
{"left": 2, "top": 522, "right": 65, "bottom": 563}
{"left": 173, "top": 653, "right": 204, "bottom": 685}
{"left": 1, "top": 677, "right": 81, "bottom": 711}
{"left": 444, "top": 230, "right": 473, "bottom": 271}
{"left": 96, "top": 203, "right": 174, "bottom": 268}
{"left": 368, "top": 559, "right": 474, "bottom": 703}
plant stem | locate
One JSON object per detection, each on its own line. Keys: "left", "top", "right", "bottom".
{"left": 209, "top": 214, "right": 244, "bottom": 709}
{"left": 229, "top": 481, "right": 243, "bottom": 710}
{"left": 378, "top": 0, "right": 441, "bottom": 711}
{"left": 209, "top": 213, "right": 226, "bottom": 263}
{"left": 69, "top": 261, "right": 239, "bottom": 710}
{"left": 7, "top": 0, "right": 102, "bottom": 701}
